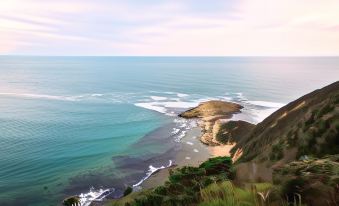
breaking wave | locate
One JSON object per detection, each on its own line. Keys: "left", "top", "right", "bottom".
{"left": 133, "top": 160, "right": 173, "bottom": 187}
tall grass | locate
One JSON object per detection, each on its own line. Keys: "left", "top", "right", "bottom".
{"left": 199, "top": 181, "right": 303, "bottom": 206}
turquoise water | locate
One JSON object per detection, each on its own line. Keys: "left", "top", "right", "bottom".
{"left": 0, "top": 57, "right": 338, "bottom": 205}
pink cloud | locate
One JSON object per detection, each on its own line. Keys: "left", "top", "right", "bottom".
{"left": 1, "top": 0, "right": 339, "bottom": 55}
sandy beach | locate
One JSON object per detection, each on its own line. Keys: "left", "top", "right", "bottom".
{"left": 141, "top": 127, "right": 234, "bottom": 189}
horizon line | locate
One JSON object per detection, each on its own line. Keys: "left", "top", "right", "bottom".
{"left": 1, "top": 55, "right": 339, "bottom": 58}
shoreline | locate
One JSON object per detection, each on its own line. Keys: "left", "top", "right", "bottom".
{"left": 139, "top": 100, "right": 242, "bottom": 190}
{"left": 80, "top": 101, "right": 241, "bottom": 206}
{"left": 84, "top": 101, "right": 242, "bottom": 205}
{"left": 140, "top": 126, "right": 235, "bottom": 189}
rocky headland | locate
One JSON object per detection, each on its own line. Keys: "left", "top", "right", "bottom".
{"left": 179, "top": 100, "right": 248, "bottom": 145}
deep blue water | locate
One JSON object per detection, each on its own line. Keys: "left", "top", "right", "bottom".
{"left": 0, "top": 56, "right": 338, "bottom": 205}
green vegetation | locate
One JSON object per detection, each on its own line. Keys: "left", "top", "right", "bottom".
{"left": 232, "top": 82, "right": 339, "bottom": 163}
{"left": 199, "top": 156, "right": 233, "bottom": 175}
{"left": 273, "top": 155, "right": 339, "bottom": 205}
{"left": 216, "top": 121, "right": 238, "bottom": 143}
{"left": 286, "top": 129, "right": 298, "bottom": 147}
{"left": 63, "top": 196, "right": 80, "bottom": 206}
{"left": 131, "top": 157, "right": 234, "bottom": 206}
{"left": 124, "top": 187, "right": 133, "bottom": 197}
{"left": 317, "top": 103, "right": 335, "bottom": 117}
{"left": 216, "top": 121, "right": 254, "bottom": 144}
{"left": 281, "top": 178, "right": 305, "bottom": 203}
{"left": 269, "top": 143, "right": 284, "bottom": 161}
{"left": 109, "top": 156, "right": 234, "bottom": 206}
{"left": 297, "top": 114, "right": 339, "bottom": 158}
{"left": 304, "top": 112, "right": 315, "bottom": 129}
{"left": 109, "top": 156, "right": 327, "bottom": 206}
{"left": 199, "top": 181, "right": 276, "bottom": 206}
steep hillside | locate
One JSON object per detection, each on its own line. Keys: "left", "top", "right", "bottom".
{"left": 215, "top": 120, "right": 255, "bottom": 144}
{"left": 232, "top": 81, "right": 339, "bottom": 163}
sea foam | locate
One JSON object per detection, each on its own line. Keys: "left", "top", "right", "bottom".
{"left": 134, "top": 101, "right": 199, "bottom": 116}
{"left": 77, "top": 160, "right": 173, "bottom": 206}
{"left": 133, "top": 160, "right": 173, "bottom": 187}
{"left": 78, "top": 187, "right": 114, "bottom": 206}
{"left": 150, "top": 96, "right": 168, "bottom": 101}
{"left": 247, "top": 100, "right": 285, "bottom": 108}
{"left": 0, "top": 92, "right": 80, "bottom": 101}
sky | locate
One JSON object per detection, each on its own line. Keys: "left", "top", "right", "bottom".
{"left": 1, "top": 0, "right": 339, "bottom": 56}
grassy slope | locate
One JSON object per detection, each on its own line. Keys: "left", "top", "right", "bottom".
{"left": 199, "top": 181, "right": 275, "bottom": 206}
{"left": 215, "top": 120, "right": 255, "bottom": 144}
{"left": 232, "top": 81, "right": 339, "bottom": 163}
{"left": 228, "top": 81, "right": 339, "bottom": 206}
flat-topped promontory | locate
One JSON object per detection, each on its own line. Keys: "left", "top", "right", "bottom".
{"left": 179, "top": 100, "right": 243, "bottom": 118}
{"left": 179, "top": 100, "right": 245, "bottom": 146}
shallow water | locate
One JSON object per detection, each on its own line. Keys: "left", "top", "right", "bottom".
{"left": 0, "top": 56, "right": 338, "bottom": 205}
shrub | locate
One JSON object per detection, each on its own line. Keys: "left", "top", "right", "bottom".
{"left": 304, "top": 113, "right": 315, "bottom": 128}
{"left": 269, "top": 143, "right": 284, "bottom": 161}
{"left": 334, "top": 95, "right": 339, "bottom": 104}
{"left": 199, "top": 156, "right": 232, "bottom": 175}
{"left": 169, "top": 166, "right": 206, "bottom": 185}
{"left": 287, "top": 132, "right": 298, "bottom": 147}
{"left": 63, "top": 196, "right": 80, "bottom": 206}
{"left": 123, "top": 186, "right": 133, "bottom": 197}
{"left": 129, "top": 156, "right": 234, "bottom": 206}
{"left": 318, "top": 103, "right": 334, "bottom": 117}
{"left": 282, "top": 178, "right": 305, "bottom": 203}
{"left": 323, "top": 129, "right": 339, "bottom": 154}
{"left": 201, "top": 177, "right": 214, "bottom": 187}
{"left": 154, "top": 186, "right": 167, "bottom": 196}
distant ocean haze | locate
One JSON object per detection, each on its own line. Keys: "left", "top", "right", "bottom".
{"left": 0, "top": 56, "right": 338, "bottom": 206}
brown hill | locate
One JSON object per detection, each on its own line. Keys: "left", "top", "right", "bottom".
{"left": 232, "top": 81, "right": 339, "bottom": 163}
{"left": 215, "top": 120, "right": 255, "bottom": 144}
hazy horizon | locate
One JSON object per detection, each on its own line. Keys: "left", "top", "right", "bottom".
{"left": 2, "top": 55, "right": 339, "bottom": 57}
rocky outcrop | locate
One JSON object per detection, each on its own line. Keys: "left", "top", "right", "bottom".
{"left": 179, "top": 100, "right": 244, "bottom": 145}
{"left": 179, "top": 100, "right": 243, "bottom": 119}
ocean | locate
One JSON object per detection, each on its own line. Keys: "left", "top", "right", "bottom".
{"left": 0, "top": 56, "right": 338, "bottom": 206}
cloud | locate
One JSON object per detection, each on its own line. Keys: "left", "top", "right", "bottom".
{"left": 0, "top": 0, "right": 339, "bottom": 55}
